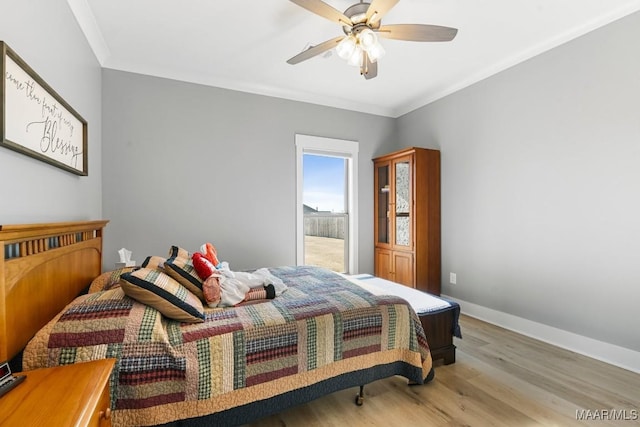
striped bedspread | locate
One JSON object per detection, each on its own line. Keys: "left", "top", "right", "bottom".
{"left": 23, "top": 266, "right": 432, "bottom": 426}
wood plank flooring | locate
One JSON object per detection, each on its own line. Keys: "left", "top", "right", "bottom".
{"left": 247, "top": 314, "right": 640, "bottom": 426}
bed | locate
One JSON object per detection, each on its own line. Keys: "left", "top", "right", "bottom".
{"left": 0, "top": 221, "right": 443, "bottom": 426}
{"left": 344, "top": 274, "right": 461, "bottom": 365}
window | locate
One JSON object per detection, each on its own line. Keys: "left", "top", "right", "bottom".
{"left": 303, "top": 153, "right": 347, "bottom": 272}
{"left": 295, "top": 134, "right": 359, "bottom": 274}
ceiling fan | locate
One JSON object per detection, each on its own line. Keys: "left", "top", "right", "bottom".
{"left": 286, "top": 0, "right": 458, "bottom": 80}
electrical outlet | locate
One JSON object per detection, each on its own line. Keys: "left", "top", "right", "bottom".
{"left": 449, "top": 272, "right": 457, "bottom": 285}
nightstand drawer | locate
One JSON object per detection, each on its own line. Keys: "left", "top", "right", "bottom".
{"left": 93, "top": 375, "right": 113, "bottom": 427}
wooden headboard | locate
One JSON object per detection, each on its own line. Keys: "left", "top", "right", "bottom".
{"left": 0, "top": 220, "right": 108, "bottom": 362}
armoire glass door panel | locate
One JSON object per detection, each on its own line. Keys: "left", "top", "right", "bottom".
{"left": 376, "top": 163, "right": 390, "bottom": 245}
{"left": 395, "top": 160, "right": 411, "bottom": 247}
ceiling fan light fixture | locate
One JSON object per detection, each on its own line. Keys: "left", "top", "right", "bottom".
{"left": 347, "top": 45, "right": 364, "bottom": 67}
{"left": 336, "top": 35, "right": 357, "bottom": 60}
{"left": 367, "top": 41, "right": 386, "bottom": 62}
{"left": 357, "top": 28, "right": 377, "bottom": 51}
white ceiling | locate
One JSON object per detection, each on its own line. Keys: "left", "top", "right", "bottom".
{"left": 68, "top": 0, "right": 640, "bottom": 117}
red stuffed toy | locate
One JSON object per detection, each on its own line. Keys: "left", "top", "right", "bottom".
{"left": 192, "top": 252, "right": 221, "bottom": 307}
{"left": 200, "top": 243, "right": 220, "bottom": 267}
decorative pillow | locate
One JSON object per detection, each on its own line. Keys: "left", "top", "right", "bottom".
{"left": 163, "top": 246, "right": 204, "bottom": 300}
{"left": 88, "top": 267, "right": 137, "bottom": 294}
{"left": 141, "top": 255, "right": 166, "bottom": 270}
{"left": 120, "top": 268, "right": 204, "bottom": 323}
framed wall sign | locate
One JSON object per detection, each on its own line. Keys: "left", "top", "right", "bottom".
{"left": 1, "top": 41, "right": 88, "bottom": 176}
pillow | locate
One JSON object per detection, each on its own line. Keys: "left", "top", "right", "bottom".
{"left": 141, "top": 255, "right": 166, "bottom": 270}
{"left": 120, "top": 268, "right": 205, "bottom": 323}
{"left": 88, "top": 267, "right": 137, "bottom": 293}
{"left": 163, "top": 246, "right": 204, "bottom": 300}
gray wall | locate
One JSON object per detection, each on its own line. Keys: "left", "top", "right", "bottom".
{"left": 102, "top": 69, "right": 395, "bottom": 273}
{"left": 396, "top": 11, "right": 640, "bottom": 352}
{"left": 0, "top": 0, "right": 102, "bottom": 223}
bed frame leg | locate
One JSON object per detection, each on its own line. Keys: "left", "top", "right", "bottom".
{"left": 354, "top": 385, "right": 364, "bottom": 406}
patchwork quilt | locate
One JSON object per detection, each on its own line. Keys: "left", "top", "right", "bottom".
{"left": 24, "top": 266, "right": 432, "bottom": 426}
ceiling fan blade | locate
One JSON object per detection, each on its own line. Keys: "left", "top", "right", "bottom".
{"left": 289, "top": 0, "right": 352, "bottom": 26}
{"left": 366, "top": 0, "right": 400, "bottom": 25}
{"left": 363, "top": 53, "right": 378, "bottom": 80}
{"left": 377, "top": 24, "right": 458, "bottom": 42}
{"left": 287, "top": 36, "right": 344, "bottom": 65}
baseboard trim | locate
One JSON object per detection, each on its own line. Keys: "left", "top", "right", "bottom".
{"left": 443, "top": 295, "right": 640, "bottom": 374}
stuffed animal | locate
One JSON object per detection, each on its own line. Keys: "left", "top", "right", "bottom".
{"left": 200, "top": 243, "right": 220, "bottom": 267}
{"left": 192, "top": 244, "right": 276, "bottom": 308}
{"left": 192, "top": 252, "right": 221, "bottom": 307}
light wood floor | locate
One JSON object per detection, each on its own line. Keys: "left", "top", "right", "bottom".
{"left": 247, "top": 315, "right": 640, "bottom": 426}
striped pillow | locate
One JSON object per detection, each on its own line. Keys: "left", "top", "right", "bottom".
{"left": 163, "top": 246, "right": 204, "bottom": 301}
{"left": 88, "top": 267, "right": 137, "bottom": 293}
{"left": 141, "top": 255, "right": 166, "bottom": 270}
{"left": 120, "top": 267, "right": 204, "bottom": 323}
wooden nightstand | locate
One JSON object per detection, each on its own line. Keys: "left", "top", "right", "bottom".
{"left": 0, "top": 359, "right": 115, "bottom": 426}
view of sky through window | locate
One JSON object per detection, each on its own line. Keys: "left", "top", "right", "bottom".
{"left": 303, "top": 154, "right": 345, "bottom": 213}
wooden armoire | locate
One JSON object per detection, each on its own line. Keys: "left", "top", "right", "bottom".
{"left": 373, "top": 147, "right": 441, "bottom": 295}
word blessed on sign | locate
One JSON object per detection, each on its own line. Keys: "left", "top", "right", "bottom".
{"left": 1, "top": 42, "right": 87, "bottom": 175}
